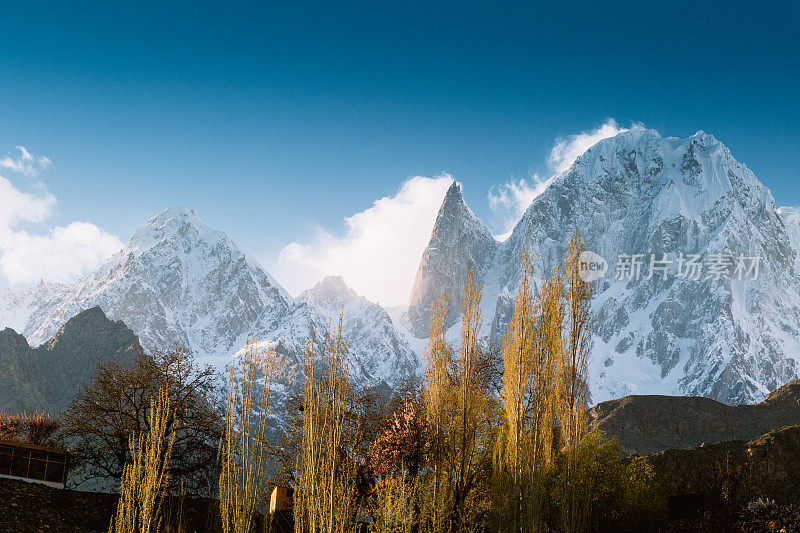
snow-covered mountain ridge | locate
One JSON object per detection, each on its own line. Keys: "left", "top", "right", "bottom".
{"left": 409, "top": 129, "right": 800, "bottom": 405}
{"left": 0, "top": 207, "right": 418, "bottom": 389}
{"left": 299, "top": 275, "right": 421, "bottom": 387}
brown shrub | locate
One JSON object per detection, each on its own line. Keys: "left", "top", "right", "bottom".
{"left": 0, "top": 411, "right": 60, "bottom": 446}
{"left": 22, "top": 412, "right": 61, "bottom": 446}
{"left": 0, "top": 412, "right": 23, "bottom": 442}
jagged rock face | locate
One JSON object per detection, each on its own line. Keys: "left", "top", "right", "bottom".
{"left": 408, "top": 182, "right": 498, "bottom": 337}
{"left": 299, "top": 275, "right": 420, "bottom": 387}
{"left": 0, "top": 306, "right": 141, "bottom": 414}
{"left": 0, "top": 328, "right": 45, "bottom": 413}
{"left": 408, "top": 130, "right": 800, "bottom": 405}
{"left": 589, "top": 379, "right": 800, "bottom": 455}
{"left": 778, "top": 206, "right": 800, "bottom": 276}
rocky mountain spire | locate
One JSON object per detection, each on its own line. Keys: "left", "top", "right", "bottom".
{"left": 407, "top": 181, "right": 498, "bottom": 337}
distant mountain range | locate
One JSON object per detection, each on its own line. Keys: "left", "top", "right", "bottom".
{"left": 0, "top": 207, "right": 419, "bottom": 392}
{"left": 2, "top": 129, "right": 800, "bottom": 406}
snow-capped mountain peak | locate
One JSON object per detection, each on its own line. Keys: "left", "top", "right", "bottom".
{"left": 126, "top": 206, "right": 224, "bottom": 255}
{"left": 22, "top": 207, "right": 301, "bottom": 363}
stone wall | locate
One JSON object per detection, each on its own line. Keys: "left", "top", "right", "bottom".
{"left": 0, "top": 477, "right": 222, "bottom": 532}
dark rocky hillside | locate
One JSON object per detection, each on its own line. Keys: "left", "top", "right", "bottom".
{"left": 650, "top": 425, "right": 800, "bottom": 503}
{"left": 590, "top": 379, "right": 800, "bottom": 455}
{"left": 0, "top": 306, "right": 141, "bottom": 415}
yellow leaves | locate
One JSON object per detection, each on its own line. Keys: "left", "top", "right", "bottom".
{"left": 370, "top": 475, "right": 426, "bottom": 533}
{"left": 495, "top": 233, "right": 596, "bottom": 531}
{"left": 422, "top": 272, "right": 499, "bottom": 531}
{"left": 109, "top": 386, "right": 175, "bottom": 533}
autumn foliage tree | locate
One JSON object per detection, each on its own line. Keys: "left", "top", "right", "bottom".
{"left": 558, "top": 233, "right": 594, "bottom": 532}
{"left": 109, "top": 387, "right": 175, "bottom": 533}
{"left": 491, "top": 233, "right": 595, "bottom": 532}
{"left": 367, "top": 392, "right": 430, "bottom": 533}
{"left": 420, "top": 273, "right": 500, "bottom": 533}
{"left": 423, "top": 293, "right": 453, "bottom": 531}
{"left": 495, "top": 252, "right": 563, "bottom": 531}
{"left": 368, "top": 397, "right": 429, "bottom": 480}
{"left": 218, "top": 336, "right": 277, "bottom": 533}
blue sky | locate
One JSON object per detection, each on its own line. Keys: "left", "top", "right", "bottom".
{"left": 0, "top": 1, "right": 797, "bottom": 302}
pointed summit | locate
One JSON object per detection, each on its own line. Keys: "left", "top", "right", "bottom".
{"left": 443, "top": 179, "right": 463, "bottom": 203}
{"left": 437, "top": 182, "right": 484, "bottom": 230}
{"left": 407, "top": 182, "right": 497, "bottom": 336}
{"left": 126, "top": 206, "right": 225, "bottom": 257}
{"left": 313, "top": 274, "right": 350, "bottom": 292}
{"left": 147, "top": 205, "right": 200, "bottom": 225}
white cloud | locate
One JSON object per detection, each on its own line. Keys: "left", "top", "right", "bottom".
{"left": 0, "top": 146, "right": 122, "bottom": 285}
{"left": 274, "top": 175, "right": 454, "bottom": 306}
{"left": 0, "top": 223, "right": 122, "bottom": 284}
{"left": 487, "top": 175, "right": 554, "bottom": 240}
{"left": 0, "top": 146, "right": 52, "bottom": 177}
{"left": 549, "top": 119, "right": 634, "bottom": 173}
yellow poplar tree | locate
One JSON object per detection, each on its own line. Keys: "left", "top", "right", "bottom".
{"left": 449, "top": 271, "right": 494, "bottom": 533}
{"left": 219, "top": 335, "right": 276, "bottom": 533}
{"left": 498, "top": 252, "right": 536, "bottom": 531}
{"left": 294, "top": 318, "right": 360, "bottom": 533}
{"left": 109, "top": 387, "right": 175, "bottom": 533}
{"left": 422, "top": 293, "right": 453, "bottom": 531}
{"left": 558, "top": 232, "right": 593, "bottom": 533}
{"left": 498, "top": 253, "right": 564, "bottom": 532}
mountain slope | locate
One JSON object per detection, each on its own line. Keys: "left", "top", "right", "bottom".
{"left": 0, "top": 281, "right": 63, "bottom": 333}
{"left": 409, "top": 130, "right": 800, "bottom": 405}
{"left": 0, "top": 306, "right": 141, "bottom": 414}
